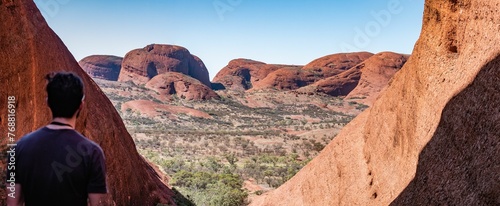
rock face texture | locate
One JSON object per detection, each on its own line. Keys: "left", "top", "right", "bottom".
{"left": 251, "top": 0, "right": 500, "bottom": 205}
{"left": 118, "top": 44, "right": 211, "bottom": 86}
{"left": 251, "top": 52, "right": 373, "bottom": 91}
{"left": 79, "top": 55, "right": 123, "bottom": 81}
{"left": 146, "top": 72, "right": 219, "bottom": 101}
{"left": 212, "top": 59, "right": 300, "bottom": 91}
{"left": 391, "top": 51, "right": 500, "bottom": 206}
{"left": 0, "top": 1, "right": 177, "bottom": 205}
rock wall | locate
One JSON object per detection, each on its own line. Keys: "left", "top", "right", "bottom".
{"left": 251, "top": 0, "right": 500, "bottom": 205}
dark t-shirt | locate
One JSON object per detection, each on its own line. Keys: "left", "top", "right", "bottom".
{"left": 10, "top": 127, "right": 107, "bottom": 206}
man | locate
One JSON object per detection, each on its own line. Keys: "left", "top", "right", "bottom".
{"left": 7, "top": 72, "right": 107, "bottom": 206}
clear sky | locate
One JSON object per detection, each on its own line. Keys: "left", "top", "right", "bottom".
{"left": 34, "top": 0, "right": 424, "bottom": 80}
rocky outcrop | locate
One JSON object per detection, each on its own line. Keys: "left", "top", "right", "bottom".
{"left": 345, "top": 52, "right": 408, "bottom": 105}
{"left": 391, "top": 51, "right": 500, "bottom": 206}
{"left": 212, "top": 59, "right": 300, "bottom": 91}
{"left": 302, "top": 52, "right": 374, "bottom": 76}
{"left": 118, "top": 44, "right": 211, "bottom": 86}
{"left": 251, "top": 52, "right": 373, "bottom": 91}
{"left": 297, "top": 52, "right": 408, "bottom": 104}
{"left": 0, "top": 1, "right": 177, "bottom": 205}
{"left": 146, "top": 72, "right": 219, "bottom": 101}
{"left": 79, "top": 55, "right": 123, "bottom": 81}
{"left": 250, "top": 67, "right": 311, "bottom": 91}
{"left": 251, "top": 0, "right": 500, "bottom": 205}
{"left": 296, "top": 64, "right": 363, "bottom": 96}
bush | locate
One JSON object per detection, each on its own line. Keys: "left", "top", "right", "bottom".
{"left": 171, "top": 171, "right": 247, "bottom": 206}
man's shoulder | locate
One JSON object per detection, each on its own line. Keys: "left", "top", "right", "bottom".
{"left": 17, "top": 127, "right": 103, "bottom": 152}
{"left": 16, "top": 127, "right": 48, "bottom": 145}
{"left": 70, "top": 131, "right": 105, "bottom": 157}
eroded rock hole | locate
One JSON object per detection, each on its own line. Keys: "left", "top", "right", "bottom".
{"left": 146, "top": 62, "right": 158, "bottom": 79}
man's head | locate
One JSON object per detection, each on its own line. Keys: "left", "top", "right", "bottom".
{"left": 45, "top": 72, "right": 85, "bottom": 118}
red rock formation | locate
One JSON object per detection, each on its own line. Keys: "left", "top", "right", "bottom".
{"left": 79, "top": 55, "right": 123, "bottom": 81}
{"left": 345, "top": 52, "right": 408, "bottom": 105}
{"left": 249, "top": 67, "right": 308, "bottom": 91}
{"left": 302, "top": 52, "right": 374, "bottom": 76}
{"left": 146, "top": 72, "right": 219, "bottom": 101}
{"left": 251, "top": 0, "right": 500, "bottom": 205}
{"left": 212, "top": 59, "right": 300, "bottom": 91}
{"left": 296, "top": 64, "right": 363, "bottom": 96}
{"left": 0, "top": 1, "right": 177, "bottom": 205}
{"left": 251, "top": 52, "right": 373, "bottom": 91}
{"left": 297, "top": 52, "right": 408, "bottom": 104}
{"left": 118, "top": 44, "right": 211, "bottom": 86}
{"left": 391, "top": 53, "right": 500, "bottom": 206}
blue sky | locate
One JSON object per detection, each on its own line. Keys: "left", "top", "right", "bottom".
{"left": 34, "top": 0, "right": 424, "bottom": 79}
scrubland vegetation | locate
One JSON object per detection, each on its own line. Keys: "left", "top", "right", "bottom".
{"left": 95, "top": 79, "right": 365, "bottom": 205}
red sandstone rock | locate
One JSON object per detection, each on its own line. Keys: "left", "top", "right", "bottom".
{"left": 251, "top": 0, "right": 500, "bottom": 205}
{"left": 79, "top": 55, "right": 123, "bottom": 81}
{"left": 302, "top": 52, "right": 374, "bottom": 76}
{"left": 296, "top": 64, "right": 363, "bottom": 96}
{"left": 212, "top": 59, "right": 300, "bottom": 91}
{"left": 345, "top": 52, "right": 409, "bottom": 105}
{"left": 297, "top": 52, "right": 408, "bottom": 105}
{"left": 146, "top": 72, "right": 219, "bottom": 101}
{"left": 250, "top": 67, "right": 310, "bottom": 91}
{"left": 118, "top": 44, "right": 211, "bottom": 86}
{"left": 251, "top": 52, "right": 373, "bottom": 91}
{"left": 0, "top": 1, "right": 177, "bottom": 205}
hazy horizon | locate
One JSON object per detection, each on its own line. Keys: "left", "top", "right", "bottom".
{"left": 35, "top": 0, "right": 424, "bottom": 79}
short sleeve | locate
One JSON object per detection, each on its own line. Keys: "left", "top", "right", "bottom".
{"left": 87, "top": 145, "right": 107, "bottom": 194}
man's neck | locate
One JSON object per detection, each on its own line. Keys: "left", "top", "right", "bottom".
{"left": 47, "top": 117, "right": 76, "bottom": 130}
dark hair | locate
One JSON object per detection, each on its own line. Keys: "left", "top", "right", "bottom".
{"left": 45, "top": 72, "right": 84, "bottom": 118}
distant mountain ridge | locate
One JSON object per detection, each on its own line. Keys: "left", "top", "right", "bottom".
{"left": 82, "top": 48, "right": 408, "bottom": 105}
